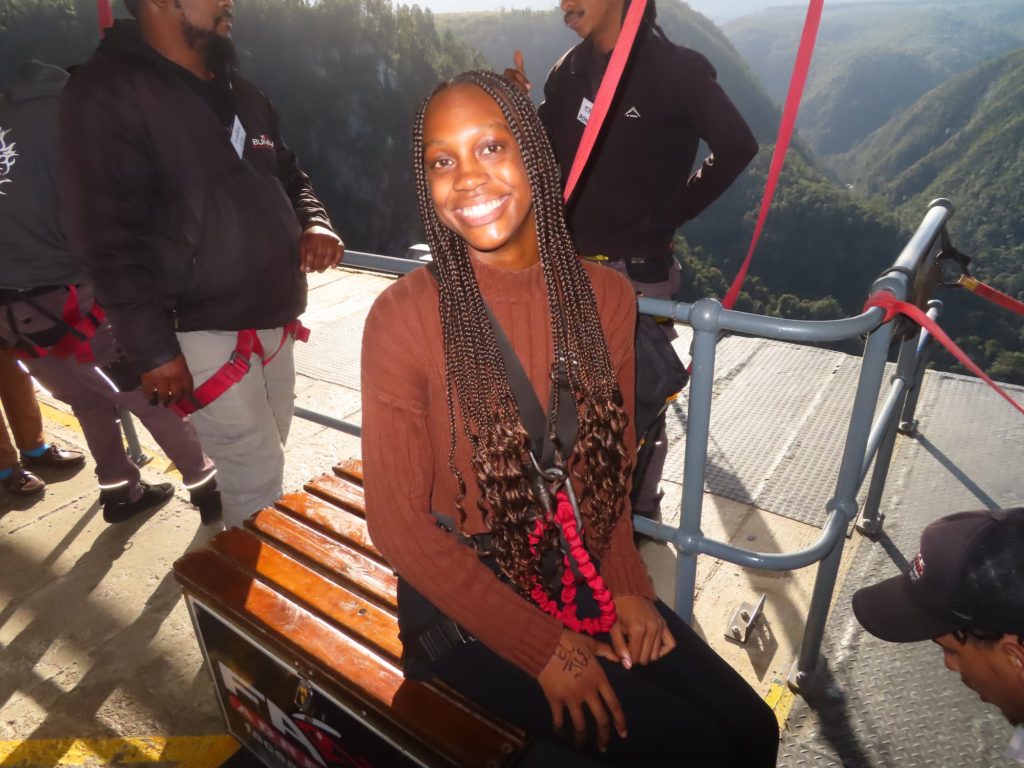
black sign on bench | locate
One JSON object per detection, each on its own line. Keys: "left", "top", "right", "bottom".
{"left": 189, "top": 596, "right": 421, "bottom": 768}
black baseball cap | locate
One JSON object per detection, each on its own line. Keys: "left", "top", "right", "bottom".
{"left": 853, "top": 507, "right": 1024, "bottom": 642}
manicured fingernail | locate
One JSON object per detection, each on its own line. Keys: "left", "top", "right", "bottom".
{"left": 622, "top": 654, "right": 632, "bottom": 669}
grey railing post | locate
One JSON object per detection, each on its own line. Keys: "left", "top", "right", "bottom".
{"left": 789, "top": 298, "right": 899, "bottom": 692}
{"left": 858, "top": 329, "right": 919, "bottom": 536}
{"left": 119, "top": 409, "right": 151, "bottom": 467}
{"left": 900, "top": 300, "right": 943, "bottom": 435}
{"left": 674, "top": 297, "right": 722, "bottom": 622}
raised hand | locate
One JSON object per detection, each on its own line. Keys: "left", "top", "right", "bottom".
{"left": 502, "top": 50, "right": 531, "bottom": 94}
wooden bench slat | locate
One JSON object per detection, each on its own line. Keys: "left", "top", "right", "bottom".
{"left": 304, "top": 473, "right": 367, "bottom": 517}
{"left": 275, "top": 490, "right": 382, "bottom": 560}
{"left": 333, "top": 458, "right": 363, "bottom": 484}
{"left": 247, "top": 506, "right": 398, "bottom": 610}
{"left": 174, "top": 549, "right": 524, "bottom": 767}
{"left": 210, "top": 527, "right": 402, "bottom": 662}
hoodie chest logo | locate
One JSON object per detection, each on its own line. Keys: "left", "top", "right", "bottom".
{"left": 0, "top": 128, "right": 17, "bottom": 195}
{"left": 624, "top": 106, "right": 641, "bottom": 119}
{"left": 250, "top": 134, "right": 276, "bottom": 151}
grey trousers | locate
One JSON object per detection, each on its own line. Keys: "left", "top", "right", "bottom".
{"left": 25, "top": 325, "right": 214, "bottom": 501}
{"left": 177, "top": 328, "right": 296, "bottom": 528}
{"left": 606, "top": 260, "right": 682, "bottom": 518}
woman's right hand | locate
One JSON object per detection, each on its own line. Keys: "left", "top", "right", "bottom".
{"left": 536, "top": 629, "right": 628, "bottom": 752}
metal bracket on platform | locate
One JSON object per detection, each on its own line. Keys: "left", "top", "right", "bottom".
{"left": 725, "top": 593, "right": 766, "bottom": 644}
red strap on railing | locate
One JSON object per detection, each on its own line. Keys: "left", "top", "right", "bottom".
{"left": 722, "top": 0, "right": 824, "bottom": 310}
{"left": 959, "top": 275, "right": 1024, "bottom": 317}
{"left": 563, "top": 0, "right": 647, "bottom": 204}
{"left": 864, "top": 291, "right": 1024, "bottom": 417}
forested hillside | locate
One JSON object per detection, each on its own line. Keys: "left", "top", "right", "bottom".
{"left": 0, "top": 0, "right": 483, "bottom": 255}
{"left": 724, "top": 0, "right": 1024, "bottom": 159}
{"left": 840, "top": 48, "right": 1024, "bottom": 382}
{"left": 3, "top": 0, "right": 1017, "bottom": 382}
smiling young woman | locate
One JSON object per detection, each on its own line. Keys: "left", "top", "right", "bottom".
{"left": 360, "top": 70, "right": 778, "bottom": 765}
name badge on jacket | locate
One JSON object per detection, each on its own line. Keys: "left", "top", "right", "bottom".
{"left": 230, "top": 116, "right": 246, "bottom": 159}
{"left": 577, "top": 97, "right": 593, "bottom": 126}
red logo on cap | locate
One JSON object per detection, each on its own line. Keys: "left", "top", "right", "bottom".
{"left": 908, "top": 553, "right": 926, "bottom": 582}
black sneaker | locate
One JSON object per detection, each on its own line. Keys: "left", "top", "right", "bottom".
{"left": 189, "top": 478, "right": 223, "bottom": 526}
{"left": 100, "top": 480, "right": 174, "bottom": 524}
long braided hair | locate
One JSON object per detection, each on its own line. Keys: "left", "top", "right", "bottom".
{"left": 412, "top": 71, "right": 632, "bottom": 595}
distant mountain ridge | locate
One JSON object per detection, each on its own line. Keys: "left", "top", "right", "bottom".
{"left": 723, "top": 0, "right": 1024, "bottom": 158}
{"left": 844, "top": 48, "right": 1024, "bottom": 257}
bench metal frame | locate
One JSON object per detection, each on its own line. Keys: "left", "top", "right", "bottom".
{"left": 295, "top": 199, "right": 956, "bottom": 693}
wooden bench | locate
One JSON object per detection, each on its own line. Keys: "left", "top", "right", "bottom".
{"left": 173, "top": 459, "right": 529, "bottom": 768}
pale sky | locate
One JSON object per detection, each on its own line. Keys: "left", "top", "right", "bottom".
{"left": 408, "top": 0, "right": 907, "bottom": 23}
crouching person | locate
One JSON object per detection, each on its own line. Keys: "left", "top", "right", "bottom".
{"left": 854, "top": 507, "right": 1024, "bottom": 751}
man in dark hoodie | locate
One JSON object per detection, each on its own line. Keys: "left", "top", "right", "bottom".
{"left": 506, "top": 0, "right": 759, "bottom": 522}
{"left": 59, "top": 0, "right": 344, "bottom": 527}
{"left": 0, "top": 59, "right": 218, "bottom": 523}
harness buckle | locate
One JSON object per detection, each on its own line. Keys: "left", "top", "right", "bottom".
{"left": 227, "top": 350, "right": 253, "bottom": 376}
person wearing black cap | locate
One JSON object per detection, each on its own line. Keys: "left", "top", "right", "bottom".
{"left": 853, "top": 508, "right": 1024, "bottom": 734}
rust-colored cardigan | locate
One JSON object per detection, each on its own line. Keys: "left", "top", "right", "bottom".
{"left": 361, "top": 257, "right": 655, "bottom": 677}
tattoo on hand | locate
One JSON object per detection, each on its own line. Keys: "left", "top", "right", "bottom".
{"left": 555, "top": 643, "right": 589, "bottom": 678}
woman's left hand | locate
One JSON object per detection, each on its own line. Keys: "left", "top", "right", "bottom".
{"left": 609, "top": 596, "right": 677, "bottom": 668}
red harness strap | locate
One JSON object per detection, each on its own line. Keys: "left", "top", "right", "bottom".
{"left": 172, "top": 320, "right": 309, "bottom": 418}
{"left": 864, "top": 291, "right": 1024, "bottom": 417}
{"left": 9, "top": 285, "right": 107, "bottom": 364}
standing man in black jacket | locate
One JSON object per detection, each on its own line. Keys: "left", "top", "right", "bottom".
{"left": 506, "top": 0, "right": 758, "bottom": 521}
{"left": 60, "top": 0, "right": 344, "bottom": 527}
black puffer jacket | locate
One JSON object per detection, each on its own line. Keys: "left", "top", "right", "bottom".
{"left": 59, "top": 21, "right": 334, "bottom": 374}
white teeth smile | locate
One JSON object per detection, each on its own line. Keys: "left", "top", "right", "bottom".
{"left": 457, "top": 197, "right": 505, "bottom": 220}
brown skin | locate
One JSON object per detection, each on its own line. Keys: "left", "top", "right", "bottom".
{"left": 934, "top": 632, "right": 1024, "bottom": 725}
{"left": 141, "top": 355, "right": 193, "bottom": 406}
{"left": 609, "top": 595, "right": 676, "bottom": 668}
{"left": 133, "top": 0, "right": 341, "bottom": 404}
{"left": 423, "top": 84, "right": 540, "bottom": 271}
{"left": 537, "top": 630, "right": 626, "bottom": 752}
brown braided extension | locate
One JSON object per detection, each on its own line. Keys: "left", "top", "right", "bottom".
{"left": 412, "top": 70, "right": 632, "bottom": 595}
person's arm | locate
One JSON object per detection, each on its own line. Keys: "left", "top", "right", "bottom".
{"left": 58, "top": 79, "right": 183, "bottom": 380}
{"left": 676, "top": 50, "right": 759, "bottom": 222}
{"left": 360, "top": 283, "right": 563, "bottom": 677}
{"left": 594, "top": 271, "right": 657, "bottom": 602}
{"left": 268, "top": 97, "right": 343, "bottom": 273}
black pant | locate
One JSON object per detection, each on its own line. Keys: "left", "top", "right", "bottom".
{"left": 422, "top": 599, "right": 779, "bottom": 766}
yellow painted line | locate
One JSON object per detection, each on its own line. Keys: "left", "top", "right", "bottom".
{"left": 37, "top": 401, "right": 180, "bottom": 480}
{"left": 764, "top": 681, "right": 796, "bottom": 730}
{"left": 37, "top": 401, "right": 81, "bottom": 434}
{"left": 0, "top": 735, "right": 238, "bottom": 767}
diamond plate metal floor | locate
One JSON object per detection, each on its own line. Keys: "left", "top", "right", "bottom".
{"left": 664, "top": 334, "right": 888, "bottom": 527}
{"left": 299, "top": 267, "right": 1024, "bottom": 766}
{"left": 777, "top": 372, "right": 1024, "bottom": 768}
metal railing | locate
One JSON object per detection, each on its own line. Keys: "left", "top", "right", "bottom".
{"left": 292, "top": 199, "right": 955, "bottom": 693}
